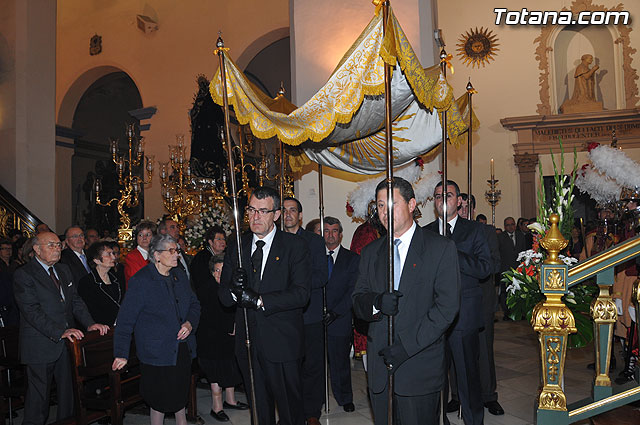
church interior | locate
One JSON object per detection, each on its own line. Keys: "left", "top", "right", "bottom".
{"left": 2, "top": 0, "right": 640, "bottom": 424}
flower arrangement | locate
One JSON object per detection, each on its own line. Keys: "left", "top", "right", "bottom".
{"left": 184, "top": 205, "right": 233, "bottom": 251}
{"left": 504, "top": 139, "right": 596, "bottom": 348}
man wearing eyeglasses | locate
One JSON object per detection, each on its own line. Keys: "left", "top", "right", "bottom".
{"left": 60, "top": 226, "right": 91, "bottom": 287}
{"left": 283, "top": 197, "right": 329, "bottom": 425}
{"left": 219, "top": 186, "right": 311, "bottom": 425}
{"left": 159, "top": 218, "right": 191, "bottom": 278}
{"left": 13, "top": 231, "right": 109, "bottom": 425}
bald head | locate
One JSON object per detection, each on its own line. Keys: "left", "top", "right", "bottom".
{"left": 33, "top": 232, "right": 63, "bottom": 266}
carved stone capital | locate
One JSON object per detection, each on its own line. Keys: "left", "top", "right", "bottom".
{"left": 514, "top": 152, "right": 539, "bottom": 173}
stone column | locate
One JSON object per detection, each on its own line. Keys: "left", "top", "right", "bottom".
{"left": 514, "top": 152, "right": 539, "bottom": 219}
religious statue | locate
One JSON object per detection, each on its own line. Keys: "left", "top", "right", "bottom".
{"left": 560, "top": 54, "right": 603, "bottom": 114}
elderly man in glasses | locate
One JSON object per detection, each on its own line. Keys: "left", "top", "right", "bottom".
{"left": 219, "top": 186, "right": 311, "bottom": 425}
{"left": 13, "top": 231, "right": 109, "bottom": 425}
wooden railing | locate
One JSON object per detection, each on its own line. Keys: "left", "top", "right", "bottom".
{"left": 0, "top": 184, "right": 43, "bottom": 238}
{"left": 534, "top": 214, "right": 640, "bottom": 424}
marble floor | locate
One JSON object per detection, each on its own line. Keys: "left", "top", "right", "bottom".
{"left": 17, "top": 318, "right": 640, "bottom": 424}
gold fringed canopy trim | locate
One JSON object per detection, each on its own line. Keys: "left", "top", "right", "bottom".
{"left": 209, "top": 8, "right": 467, "bottom": 149}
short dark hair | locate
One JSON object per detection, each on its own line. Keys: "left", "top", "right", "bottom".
{"left": 460, "top": 193, "right": 476, "bottom": 210}
{"left": 434, "top": 180, "right": 461, "bottom": 197}
{"left": 64, "top": 225, "right": 83, "bottom": 239}
{"left": 251, "top": 186, "right": 281, "bottom": 211}
{"left": 134, "top": 220, "right": 156, "bottom": 240}
{"left": 86, "top": 241, "right": 112, "bottom": 267}
{"left": 324, "top": 216, "right": 343, "bottom": 233}
{"left": 204, "top": 225, "right": 226, "bottom": 243}
{"left": 157, "top": 218, "right": 178, "bottom": 234}
{"left": 0, "top": 239, "right": 11, "bottom": 247}
{"left": 517, "top": 217, "right": 528, "bottom": 227}
{"left": 504, "top": 216, "right": 516, "bottom": 226}
{"left": 305, "top": 218, "right": 320, "bottom": 232}
{"left": 375, "top": 177, "right": 415, "bottom": 203}
{"left": 283, "top": 197, "right": 302, "bottom": 213}
{"left": 476, "top": 214, "right": 487, "bottom": 222}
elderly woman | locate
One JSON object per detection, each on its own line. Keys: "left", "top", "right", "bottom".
{"left": 113, "top": 235, "right": 200, "bottom": 425}
{"left": 124, "top": 220, "right": 156, "bottom": 285}
{"left": 78, "top": 241, "right": 125, "bottom": 326}
{"left": 195, "top": 254, "right": 247, "bottom": 421}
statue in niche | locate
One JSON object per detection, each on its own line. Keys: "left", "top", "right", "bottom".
{"left": 560, "top": 54, "right": 603, "bottom": 114}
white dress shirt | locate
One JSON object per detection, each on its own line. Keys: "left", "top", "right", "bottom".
{"left": 438, "top": 214, "right": 459, "bottom": 235}
{"left": 326, "top": 244, "right": 341, "bottom": 262}
{"left": 136, "top": 246, "right": 149, "bottom": 260}
{"left": 251, "top": 225, "right": 277, "bottom": 280}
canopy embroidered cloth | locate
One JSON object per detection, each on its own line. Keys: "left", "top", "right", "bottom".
{"left": 210, "top": 8, "right": 476, "bottom": 174}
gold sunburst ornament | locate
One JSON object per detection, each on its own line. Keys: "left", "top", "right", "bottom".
{"left": 456, "top": 27, "right": 499, "bottom": 68}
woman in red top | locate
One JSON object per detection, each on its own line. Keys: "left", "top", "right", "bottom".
{"left": 124, "top": 221, "right": 156, "bottom": 285}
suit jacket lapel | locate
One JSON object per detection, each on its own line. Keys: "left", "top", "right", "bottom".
{"left": 375, "top": 239, "right": 388, "bottom": 292}
{"left": 31, "top": 260, "right": 64, "bottom": 299}
{"left": 260, "top": 230, "right": 281, "bottom": 290}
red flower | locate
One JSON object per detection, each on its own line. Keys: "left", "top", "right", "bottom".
{"left": 525, "top": 265, "right": 535, "bottom": 277}
{"left": 346, "top": 202, "right": 354, "bottom": 214}
{"left": 587, "top": 142, "right": 600, "bottom": 152}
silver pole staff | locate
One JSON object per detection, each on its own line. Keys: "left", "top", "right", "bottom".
{"left": 466, "top": 80, "right": 475, "bottom": 220}
{"left": 436, "top": 31, "right": 449, "bottom": 235}
{"left": 279, "top": 141, "right": 285, "bottom": 231}
{"left": 382, "top": 3, "right": 396, "bottom": 424}
{"left": 318, "top": 164, "right": 330, "bottom": 414}
{"left": 216, "top": 35, "right": 259, "bottom": 425}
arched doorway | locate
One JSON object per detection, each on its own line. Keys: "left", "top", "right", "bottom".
{"left": 71, "top": 71, "right": 143, "bottom": 236}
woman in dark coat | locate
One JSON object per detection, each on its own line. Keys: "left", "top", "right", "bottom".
{"left": 113, "top": 234, "right": 200, "bottom": 425}
{"left": 194, "top": 254, "right": 247, "bottom": 421}
{"left": 78, "top": 241, "right": 125, "bottom": 326}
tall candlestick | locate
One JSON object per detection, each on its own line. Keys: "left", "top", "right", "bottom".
{"left": 490, "top": 158, "right": 495, "bottom": 178}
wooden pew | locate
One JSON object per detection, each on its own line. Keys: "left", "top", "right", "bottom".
{"left": 0, "top": 326, "right": 25, "bottom": 425}
{"left": 56, "top": 330, "right": 202, "bottom": 425}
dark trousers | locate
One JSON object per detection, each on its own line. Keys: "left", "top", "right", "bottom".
{"left": 24, "top": 347, "right": 74, "bottom": 425}
{"left": 327, "top": 334, "right": 353, "bottom": 406}
{"left": 370, "top": 387, "right": 440, "bottom": 425}
{"left": 479, "top": 279, "right": 498, "bottom": 403}
{"left": 446, "top": 329, "right": 484, "bottom": 425}
{"left": 237, "top": 350, "right": 304, "bottom": 425}
{"left": 302, "top": 322, "right": 325, "bottom": 418}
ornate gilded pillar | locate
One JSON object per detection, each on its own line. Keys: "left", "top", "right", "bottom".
{"left": 533, "top": 214, "right": 576, "bottom": 424}
{"left": 591, "top": 269, "right": 617, "bottom": 400}
{"left": 514, "top": 153, "right": 539, "bottom": 219}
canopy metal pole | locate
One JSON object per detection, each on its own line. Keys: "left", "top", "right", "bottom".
{"left": 382, "top": 3, "right": 396, "bottom": 424}
{"left": 466, "top": 80, "right": 474, "bottom": 220}
{"left": 279, "top": 141, "right": 285, "bottom": 231}
{"left": 318, "top": 164, "right": 330, "bottom": 414}
{"left": 439, "top": 46, "right": 449, "bottom": 236}
{"left": 216, "top": 35, "right": 259, "bottom": 425}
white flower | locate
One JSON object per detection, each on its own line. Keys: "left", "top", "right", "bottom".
{"left": 527, "top": 222, "right": 546, "bottom": 235}
{"left": 506, "top": 277, "right": 523, "bottom": 295}
{"left": 559, "top": 255, "right": 578, "bottom": 266}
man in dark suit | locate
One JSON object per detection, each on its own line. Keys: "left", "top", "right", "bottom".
{"left": 497, "top": 217, "right": 527, "bottom": 319}
{"left": 323, "top": 216, "right": 359, "bottom": 413}
{"left": 59, "top": 226, "right": 91, "bottom": 286}
{"left": 353, "top": 177, "right": 460, "bottom": 425}
{"left": 282, "top": 197, "right": 328, "bottom": 425}
{"left": 219, "top": 187, "right": 311, "bottom": 425}
{"left": 13, "top": 231, "right": 109, "bottom": 425}
{"left": 455, "top": 194, "right": 504, "bottom": 416}
{"left": 426, "top": 180, "right": 492, "bottom": 425}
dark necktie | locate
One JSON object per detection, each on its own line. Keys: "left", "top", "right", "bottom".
{"left": 252, "top": 240, "right": 266, "bottom": 285}
{"left": 328, "top": 251, "right": 335, "bottom": 278}
{"left": 446, "top": 223, "right": 453, "bottom": 238}
{"left": 48, "top": 266, "right": 60, "bottom": 290}
{"left": 510, "top": 232, "right": 516, "bottom": 247}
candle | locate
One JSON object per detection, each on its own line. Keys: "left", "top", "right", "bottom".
{"left": 490, "top": 158, "right": 494, "bottom": 178}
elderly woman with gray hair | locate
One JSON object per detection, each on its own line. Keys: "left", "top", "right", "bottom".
{"left": 113, "top": 234, "right": 200, "bottom": 425}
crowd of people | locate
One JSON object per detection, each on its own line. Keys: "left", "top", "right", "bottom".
{"left": 0, "top": 179, "right": 638, "bottom": 425}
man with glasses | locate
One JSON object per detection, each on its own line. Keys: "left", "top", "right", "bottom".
{"left": 220, "top": 186, "right": 311, "bottom": 425}
{"left": 13, "top": 231, "right": 109, "bottom": 425}
{"left": 283, "top": 197, "right": 328, "bottom": 425}
{"left": 426, "top": 180, "right": 492, "bottom": 425}
{"left": 60, "top": 226, "right": 91, "bottom": 286}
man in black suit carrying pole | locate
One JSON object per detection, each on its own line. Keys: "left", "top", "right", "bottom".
{"left": 13, "top": 231, "right": 110, "bottom": 425}
{"left": 426, "top": 180, "right": 492, "bottom": 425}
{"left": 353, "top": 177, "right": 461, "bottom": 425}
{"left": 219, "top": 187, "right": 311, "bottom": 425}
